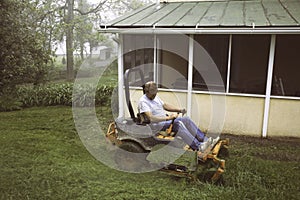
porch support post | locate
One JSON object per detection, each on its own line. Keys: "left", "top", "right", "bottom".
{"left": 118, "top": 34, "right": 124, "bottom": 118}
{"left": 226, "top": 35, "right": 232, "bottom": 93}
{"left": 262, "top": 34, "right": 276, "bottom": 138}
{"left": 187, "top": 35, "right": 194, "bottom": 117}
{"left": 153, "top": 34, "right": 158, "bottom": 83}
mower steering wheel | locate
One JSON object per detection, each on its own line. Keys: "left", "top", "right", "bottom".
{"left": 166, "top": 112, "right": 183, "bottom": 134}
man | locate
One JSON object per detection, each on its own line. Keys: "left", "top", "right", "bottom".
{"left": 138, "top": 81, "right": 218, "bottom": 154}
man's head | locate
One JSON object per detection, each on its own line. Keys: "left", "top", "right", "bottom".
{"left": 144, "top": 81, "right": 157, "bottom": 100}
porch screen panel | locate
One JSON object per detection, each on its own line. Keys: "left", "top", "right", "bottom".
{"left": 229, "top": 35, "right": 270, "bottom": 95}
{"left": 193, "top": 35, "right": 229, "bottom": 92}
{"left": 123, "top": 34, "right": 154, "bottom": 86}
{"left": 157, "top": 34, "right": 189, "bottom": 90}
{"left": 272, "top": 35, "right": 300, "bottom": 97}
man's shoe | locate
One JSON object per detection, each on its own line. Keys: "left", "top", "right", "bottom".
{"left": 211, "top": 136, "right": 220, "bottom": 147}
{"left": 198, "top": 136, "right": 220, "bottom": 152}
{"left": 199, "top": 137, "right": 212, "bottom": 152}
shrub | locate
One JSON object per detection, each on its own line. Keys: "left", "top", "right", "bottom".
{"left": 0, "top": 95, "right": 22, "bottom": 111}
{"left": 0, "top": 87, "right": 23, "bottom": 111}
{"left": 17, "top": 83, "right": 114, "bottom": 108}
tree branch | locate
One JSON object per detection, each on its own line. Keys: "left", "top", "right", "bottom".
{"left": 74, "top": 0, "right": 108, "bottom": 15}
{"left": 38, "top": 5, "right": 67, "bottom": 24}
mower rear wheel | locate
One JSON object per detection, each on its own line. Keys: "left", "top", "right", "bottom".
{"left": 115, "top": 141, "right": 149, "bottom": 172}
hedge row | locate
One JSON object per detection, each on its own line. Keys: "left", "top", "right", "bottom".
{"left": 17, "top": 83, "right": 115, "bottom": 107}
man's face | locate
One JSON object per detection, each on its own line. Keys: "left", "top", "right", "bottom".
{"left": 146, "top": 87, "right": 157, "bottom": 100}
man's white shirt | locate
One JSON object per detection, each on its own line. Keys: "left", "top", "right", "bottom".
{"left": 138, "top": 94, "right": 165, "bottom": 117}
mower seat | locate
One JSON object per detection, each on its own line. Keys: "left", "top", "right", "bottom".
{"left": 136, "top": 112, "right": 176, "bottom": 140}
{"left": 136, "top": 112, "right": 150, "bottom": 125}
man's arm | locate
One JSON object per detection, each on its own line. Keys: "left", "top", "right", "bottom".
{"left": 143, "top": 111, "right": 175, "bottom": 123}
{"left": 163, "top": 103, "right": 186, "bottom": 114}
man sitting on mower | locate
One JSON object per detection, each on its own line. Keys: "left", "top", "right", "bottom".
{"left": 138, "top": 81, "right": 219, "bottom": 156}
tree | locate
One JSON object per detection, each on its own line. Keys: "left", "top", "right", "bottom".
{"left": 62, "top": 0, "right": 109, "bottom": 80}
{"left": 0, "top": 0, "right": 151, "bottom": 88}
{"left": 64, "top": 0, "right": 151, "bottom": 79}
{"left": 66, "top": 0, "right": 75, "bottom": 80}
{"left": 0, "top": 0, "right": 52, "bottom": 93}
{"left": 34, "top": 0, "right": 151, "bottom": 80}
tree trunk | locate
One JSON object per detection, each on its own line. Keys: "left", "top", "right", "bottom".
{"left": 89, "top": 39, "right": 94, "bottom": 57}
{"left": 80, "top": 41, "right": 84, "bottom": 60}
{"left": 66, "top": 0, "right": 74, "bottom": 80}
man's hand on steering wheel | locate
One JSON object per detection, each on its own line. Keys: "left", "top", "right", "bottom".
{"left": 169, "top": 113, "right": 178, "bottom": 120}
{"left": 166, "top": 109, "right": 185, "bottom": 134}
{"left": 180, "top": 108, "right": 187, "bottom": 115}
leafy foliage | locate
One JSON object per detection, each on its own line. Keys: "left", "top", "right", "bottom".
{"left": 0, "top": 0, "right": 146, "bottom": 110}
{"left": 0, "top": 95, "right": 22, "bottom": 112}
{"left": 17, "top": 83, "right": 114, "bottom": 107}
{"left": 0, "top": 0, "right": 53, "bottom": 91}
{"left": 0, "top": 0, "right": 54, "bottom": 110}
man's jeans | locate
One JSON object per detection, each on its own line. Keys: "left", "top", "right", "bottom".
{"left": 151, "top": 116, "right": 206, "bottom": 150}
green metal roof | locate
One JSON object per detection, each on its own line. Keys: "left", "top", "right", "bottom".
{"left": 103, "top": 0, "right": 300, "bottom": 29}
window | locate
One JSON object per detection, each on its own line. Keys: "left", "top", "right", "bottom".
{"left": 193, "top": 35, "right": 229, "bottom": 92}
{"left": 157, "top": 35, "right": 189, "bottom": 89}
{"left": 123, "top": 34, "right": 154, "bottom": 85}
{"left": 272, "top": 35, "right": 300, "bottom": 97}
{"left": 229, "top": 35, "right": 270, "bottom": 95}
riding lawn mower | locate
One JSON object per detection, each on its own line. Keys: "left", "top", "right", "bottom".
{"left": 106, "top": 68, "right": 229, "bottom": 184}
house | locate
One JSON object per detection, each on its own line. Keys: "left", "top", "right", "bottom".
{"left": 90, "top": 40, "right": 118, "bottom": 60}
{"left": 99, "top": 0, "right": 300, "bottom": 138}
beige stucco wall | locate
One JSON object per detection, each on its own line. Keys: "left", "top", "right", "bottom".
{"left": 126, "top": 89, "right": 300, "bottom": 137}
{"left": 191, "top": 94, "right": 265, "bottom": 136}
{"left": 268, "top": 99, "right": 300, "bottom": 137}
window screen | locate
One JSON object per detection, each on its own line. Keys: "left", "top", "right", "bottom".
{"left": 229, "top": 35, "right": 270, "bottom": 95}
{"left": 123, "top": 34, "right": 154, "bottom": 85}
{"left": 272, "top": 35, "right": 300, "bottom": 97}
{"left": 193, "top": 35, "right": 229, "bottom": 92}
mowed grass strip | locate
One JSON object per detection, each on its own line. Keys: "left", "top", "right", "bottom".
{"left": 0, "top": 107, "right": 299, "bottom": 199}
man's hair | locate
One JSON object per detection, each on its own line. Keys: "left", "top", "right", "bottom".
{"left": 144, "top": 81, "right": 157, "bottom": 94}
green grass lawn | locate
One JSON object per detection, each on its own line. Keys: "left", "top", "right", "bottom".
{"left": 0, "top": 106, "right": 299, "bottom": 199}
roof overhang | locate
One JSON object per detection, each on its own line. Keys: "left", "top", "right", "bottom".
{"left": 100, "top": 0, "right": 300, "bottom": 35}
{"left": 99, "top": 27, "right": 300, "bottom": 34}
